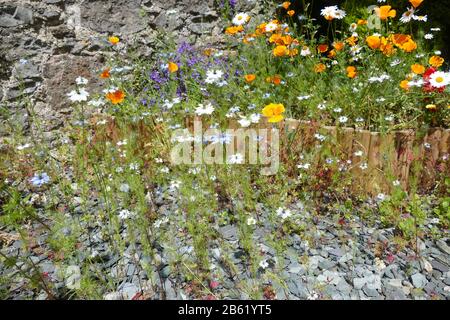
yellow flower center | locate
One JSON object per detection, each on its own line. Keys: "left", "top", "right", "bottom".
{"left": 436, "top": 77, "right": 444, "bottom": 83}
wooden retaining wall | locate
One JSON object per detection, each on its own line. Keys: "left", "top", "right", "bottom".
{"left": 185, "top": 117, "right": 449, "bottom": 193}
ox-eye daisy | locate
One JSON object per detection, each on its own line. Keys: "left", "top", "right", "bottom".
{"left": 232, "top": 13, "right": 250, "bottom": 26}
{"left": 429, "top": 71, "right": 450, "bottom": 88}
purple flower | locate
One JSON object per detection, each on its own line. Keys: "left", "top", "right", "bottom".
{"left": 229, "top": 0, "right": 237, "bottom": 8}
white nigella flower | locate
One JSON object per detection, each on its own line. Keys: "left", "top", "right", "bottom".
{"left": 75, "top": 76, "right": 88, "bottom": 85}
{"left": 250, "top": 113, "right": 260, "bottom": 123}
{"left": 259, "top": 259, "right": 269, "bottom": 269}
{"left": 160, "top": 167, "right": 169, "bottom": 173}
{"left": 232, "top": 12, "right": 250, "bottom": 26}
{"left": 359, "top": 162, "right": 368, "bottom": 170}
{"left": 430, "top": 28, "right": 441, "bottom": 32}
{"left": 116, "top": 167, "right": 124, "bottom": 173}
{"left": 333, "top": 107, "right": 342, "bottom": 113}
{"left": 205, "top": 69, "right": 224, "bottom": 84}
{"left": 297, "top": 95, "right": 312, "bottom": 101}
{"left": 317, "top": 103, "right": 326, "bottom": 110}
{"left": 314, "top": 133, "right": 326, "bottom": 142}
{"left": 195, "top": 103, "right": 215, "bottom": 116}
{"left": 354, "top": 150, "right": 363, "bottom": 157}
{"left": 424, "top": 33, "right": 433, "bottom": 40}
{"left": 228, "top": 153, "right": 244, "bottom": 164}
{"left": 338, "top": 116, "right": 348, "bottom": 124}
{"left": 376, "top": 193, "right": 386, "bottom": 201}
{"left": 434, "top": 50, "right": 441, "bottom": 55}
{"left": 117, "top": 139, "right": 127, "bottom": 146}
{"left": 247, "top": 217, "right": 257, "bottom": 225}
{"left": 390, "top": 59, "right": 401, "bottom": 67}
{"left": 356, "top": 117, "right": 364, "bottom": 123}
{"left": 118, "top": 209, "right": 135, "bottom": 220}
{"left": 393, "top": 180, "right": 401, "bottom": 187}
{"left": 408, "top": 79, "right": 424, "bottom": 87}
{"left": 119, "top": 183, "right": 130, "bottom": 193}
{"left": 88, "top": 99, "right": 105, "bottom": 107}
{"left": 297, "top": 163, "right": 311, "bottom": 170}
{"left": 17, "top": 143, "right": 32, "bottom": 150}
{"left": 238, "top": 117, "right": 251, "bottom": 128}
{"left": 385, "top": 115, "right": 394, "bottom": 121}
{"left": 67, "top": 88, "right": 89, "bottom": 102}
{"left": 169, "top": 180, "right": 182, "bottom": 190}
{"left": 276, "top": 207, "right": 293, "bottom": 220}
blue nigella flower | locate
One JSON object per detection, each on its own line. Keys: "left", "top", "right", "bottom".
{"left": 30, "top": 172, "right": 50, "bottom": 187}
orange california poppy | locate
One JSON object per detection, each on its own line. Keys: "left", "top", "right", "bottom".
{"left": 108, "top": 36, "right": 120, "bottom": 45}
{"left": 244, "top": 74, "right": 256, "bottom": 83}
{"left": 375, "top": 6, "right": 396, "bottom": 20}
{"left": 106, "top": 89, "right": 126, "bottom": 104}
{"left": 168, "top": 61, "right": 179, "bottom": 73}
{"left": 100, "top": 68, "right": 111, "bottom": 79}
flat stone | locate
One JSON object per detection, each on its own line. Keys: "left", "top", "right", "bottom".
{"left": 436, "top": 240, "right": 450, "bottom": 255}
{"left": 385, "top": 288, "right": 407, "bottom": 300}
{"left": 328, "top": 247, "right": 344, "bottom": 258}
{"left": 411, "top": 273, "right": 428, "bottom": 289}
{"left": 431, "top": 260, "right": 449, "bottom": 273}
{"left": 120, "top": 283, "right": 139, "bottom": 300}
{"left": 362, "top": 284, "right": 380, "bottom": 298}
{"left": 319, "top": 259, "right": 337, "bottom": 270}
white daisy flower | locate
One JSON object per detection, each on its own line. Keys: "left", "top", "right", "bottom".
{"left": 400, "top": 8, "right": 415, "bottom": 23}
{"left": 429, "top": 71, "right": 450, "bottom": 88}
{"left": 232, "top": 12, "right": 250, "bottom": 26}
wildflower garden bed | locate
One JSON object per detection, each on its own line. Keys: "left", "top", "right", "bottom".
{"left": 1, "top": 0, "right": 450, "bottom": 302}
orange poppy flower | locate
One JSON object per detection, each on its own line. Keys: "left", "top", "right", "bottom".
{"left": 375, "top": 6, "right": 396, "bottom": 20}
{"left": 100, "top": 68, "right": 111, "bottom": 79}
{"left": 328, "top": 50, "right": 336, "bottom": 58}
{"left": 287, "top": 10, "right": 295, "bottom": 17}
{"left": 273, "top": 45, "right": 288, "bottom": 57}
{"left": 225, "top": 25, "right": 244, "bottom": 35}
{"left": 108, "top": 36, "right": 120, "bottom": 45}
{"left": 400, "top": 80, "right": 409, "bottom": 91}
{"left": 366, "top": 35, "right": 381, "bottom": 50}
{"left": 409, "top": 0, "right": 423, "bottom": 8}
{"left": 357, "top": 19, "right": 368, "bottom": 25}
{"left": 411, "top": 64, "right": 425, "bottom": 75}
{"left": 244, "top": 74, "right": 256, "bottom": 83}
{"left": 168, "top": 61, "right": 179, "bottom": 73}
{"left": 401, "top": 39, "right": 417, "bottom": 53}
{"left": 282, "top": 1, "right": 291, "bottom": 10}
{"left": 314, "top": 63, "right": 326, "bottom": 73}
{"left": 262, "top": 103, "right": 285, "bottom": 123}
{"left": 333, "top": 41, "right": 345, "bottom": 51}
{"left": 346, "top": 66, "right": 357, "bottom": 78}
{"left": 429, "top": 56, "right": 444, "bottom": 68}
{"left": 106, "top": 89, "right": 126, "bottom": 104}
{"left": 266, "top": 75, "right": 282, "bottom": 85}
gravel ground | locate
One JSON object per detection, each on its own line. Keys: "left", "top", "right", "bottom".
{"left": 1, "top": 184, "right": 449, "bottom": 300}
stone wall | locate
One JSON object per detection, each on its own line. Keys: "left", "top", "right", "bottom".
{"left": 0, "top": 0, "right": 265, "bottom": 136}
